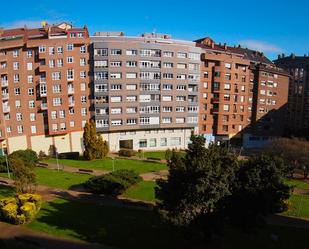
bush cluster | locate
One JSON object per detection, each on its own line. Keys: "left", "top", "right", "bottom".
{"left": 0, "top": 193, "right": 42, "bottom": 224}
{"left": 85, "top": 169, "right": 142, "bottom": 196}
{"left": 58, "top": 152, "right": 80, "bottom": 160}
{"left": 118, "top": 149, "right": 137, "bottom": 157}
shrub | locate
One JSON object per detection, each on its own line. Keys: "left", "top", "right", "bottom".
{"left": 85, "top": 169, "right": 142, "bottom": 196}
{"left": 58, "top": 152, "right": 80, "bottom": 160}
{"left": 9, "top": 149, "right": 38, "bottom": 167}
{"left": 118, "top": 149, "right": 137, "bottom": 157}
{"left": 0, "top": 193, "right": 42, "bottom": 225}
{"left": 0, "top": 156, "right": 9, "bottom": 173}
{"left": 38, "top": 150, "right": 47, "bottom": 160}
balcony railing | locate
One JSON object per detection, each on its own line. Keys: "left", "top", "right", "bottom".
{"left": 40, "top": 103, "right": 48, "bottom": 110}
{"left": 2, "top": 93, "right": 9, "bottom": 100}
{"left": 68, "top": 88, "right": 75, "bottom": 94}
{"left": 68, "top": 101, "right": 75, "bottom": 106}
{"left": 3, "top": 106, "right": 10, "bottom": 113}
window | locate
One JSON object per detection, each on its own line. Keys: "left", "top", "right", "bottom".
{"left": 80, "top": 58, "right": 86, "bottom": 66}
{"left": 127, "top": 96, "right": 137, "bottom": 102}
{"left": 176, "top": 117, "right": 185, "bottom": 123}
{"left": 28, "top": 100, "right": 35, "bottom": 108}
{"left": 110, "top": 49, "right": 122, "bottom": 55}
{"left": 188, "top": 52, "right": 200, "bottom": 60}
{"left": 31, "top": 125, "right": 36, "bottom": 134}
{"left": 13, "top": 62, "right": 19, "bottom": 70}
{"left": 126, "top": 84, "right": 137, "bottom": 90}
{"left": 49, "top": 47, "right": 55, "bottom": 55}
{"left": 176, "top": 96, "right": 186, "bottom": 101}
{"left": 59, "top": 110, "right": 65, "bottom": 118}
{"left": 95, "top": 60, "right": 108, "bottom": 68}
{"left": 28, "top": 75, "right": 34, "bottom": 83}
{"left": 80, "top": 45, "right": 86, "bottom": 53}
{"left": 127, "top": 118, "right": 137, "bottom": 125}
{"left": 57, "top": 46, "right": 63, "bottom": 54}
{"left": 177, "top": 52, "right": 187, "bottom": 58}
{"left": 176, "top": 85, "right": 186, "bottom": 91}
{"left": 126, "top": 49, "right": 138, "bottom": 56}
{"left": 160, "top": 138, "right": 167, "bottom": 146}
{"left": 225, "top": 63, "right": 231, "bottom": 69}
{"left": 30, "top": 113, "right": 36, "bottom": 121}
{"left": 96, "top": 119, "right": 109, "bottom": 128}
{"left": 110, "top": 96, "right": 122, "bottom": 102}
{"left": 126, "top": 61, "right": 137, "bottom": 67}
{"left": 14, "top": 88, "right": 21, "bottom": 95}
{"left": 94, "top": 84, "right": 108, "bottom": 92}
{"left": 16, "top": 113, "right": 22, "bottom": 121}
{"left": 94, "top": 48, "right": 108, "bottom": 56}
{"left": 176, "top": 106, "right": 185, "bottom": 112}
{"left": 162, "top": 96, "right": 172, "bottom": 101}
{"left": 149, "top": 138, "right": 157, "bottom": 147}
{"left": 13, "top": 49, "right": 19, "bottom": 57}
{"left": 163, "top": 73, "right": 173, "bottom": 79}
{"left": 170, "top": 137, "right": 181, "bottom": 146}
{"left": 111, "top": 84, "right": 122, "bottom": 90}
{"left": 39, "top": 45, "right": 46, "bottom": 53}
{"left": 67, "top": 69, "right": 74, "bottom": 80}
{"left": 17, "top": 125, "right": 23, "bottom": 134}
{"left": 139, "top": 139, "right": 147, "bottom": 148}
{"left": 80, "top": 83, "right": 86, "bottom": 91}
{"left": 187, "top": 117, "right": 198, "bottom": 124}
{"left": 81, "top": 96, "right": 87, "bottom": 103}
{"left": 111, "top": 119, "right": 122, "bottom": 126}
{"left": 126, "top": 73, "right": 137, "bottom": 79}
{"left": 163, "top": 106, "right": 172, "bottom": 112}
{"left": 52, "top": 84, "right": 61, "bottom": 93}
{"left": 162, "top": 117, "right": 172, "bottom": 123}
{"left": 70, "top": 121, "right": 75, "bottom": 127}
{"left": 223, "top": 104, "right": 230, "bottom": 111}
{"left": 163, "top": 51, "right": 173, "bottom": 57}
{"left": 27, "top": 50, "right": 33, "bottom": 58}
{"left": 67, "top": 44, "right": 74, "bottom": 51}
{"left": 14, "top": 74, "right": 19, "bottom": 83}
{"left": 111, "top": 108, "right": 122, "bottom": 114}
{"left": 126, "top": 107, "right": 137, "bottom": 113}
{"left": 177, "top": 74, "right": 186, "bottom": 80}
{"left": 95, "top": 71, "right": 108, "bottom": 80}
{"left": 80, "top": 71, "right": 86, "bottom": 78}
{"left": 162, "top": 84, "right": 173, "bottom": 90}
{"left": 67, "top": 56, "right": 74, "bottom": 63}
{"left": 27, "top": 63, "right": 32, "bottom": 71}
{"left": 140, "top": 49, "right": 161, "bottom": 57}
{"left": 28, "top": 88, "right": 34, "bottom": 96}
{"left": 81, "top": 108, "right": 87, "bottom": 116}
{"left": 49, "top": 60, "right": 55, "bottom": 68}
{"left": 110, "top": 61, "right": 122, "bottom": 67}
{"left": 224, "top": 83, "right": 231, "bottom": 90}
{"left": 163, "top": 62, "right": 173, "bottom": 68}
{"left": 52, "top": 72, "right": 61, "bottom": 80}
{"left": 53, "top": 97, "right": 62, "bottom": 106}
{"left": 15, "top": 100, "right": 21, "bottom": 108}
{"left": 110, "top": 73, "right": 121, "bottom": 79}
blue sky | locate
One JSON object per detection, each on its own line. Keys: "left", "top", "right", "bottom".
{"left": 1, "top": 0, "right": 308, "bottom": 60}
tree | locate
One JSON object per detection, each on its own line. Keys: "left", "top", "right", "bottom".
{"left": 268, "top": 137, "right": 309, "bottom": 178}
{"left": 9, "top": 158, "right": 37, "bottom": 193}
{"left": 83, "top": 120, "right": 109, "bottom": 160}
{"left": 220, "top": 154, "right": 291, "bottom": 228}
{"left": 155, "top": 134, "right": 238, "bottom": 238}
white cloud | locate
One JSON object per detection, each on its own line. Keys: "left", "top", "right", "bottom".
{"left": 239, "top": 39, "right": 284, "bottom": 53}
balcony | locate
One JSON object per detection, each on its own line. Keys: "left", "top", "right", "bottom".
{"left": 40, "top": 92, "right": 47, "bottom": 97}
{"left": 2, "top": 93, "right": 9, "bottom": 100}
{"left": 68, "top": 101, "right": 75, "bottom": 107}
{"left": 68, "top": 88, "right": 75, "bottom": 94}
{"left": 3, "top": 106, "right": 10, "bottom": 113}
{"left": 39, "top": 78, "right": 46, "bottom": 84}
{"left": 40, "top": 103, "right": 48, "bottom": 110}
{"left": 212, "top": 87, "right": 220, "bottom": 92}
{"left": 212, "top": 97, "right": 220, "bottom": 103}
{"left": 211, "top": 108, "right": 219, "bottom": 114}
{"left": 1, "top": 80, "right": 8, "bottom": 87}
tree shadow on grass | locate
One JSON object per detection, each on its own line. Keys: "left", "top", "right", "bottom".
{"left": 29, "top": 190, "right": 187, "bottom": 249}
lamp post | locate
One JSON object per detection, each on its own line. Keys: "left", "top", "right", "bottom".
{"left": 4, "top": 150, "right": 10, "bottom": 179}
{"left": 55, "top": 149, "right": 60, "bottom": 172}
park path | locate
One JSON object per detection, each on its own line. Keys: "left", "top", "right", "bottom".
{"left": 41, "top": 161, "right": 168, "bottom": 181}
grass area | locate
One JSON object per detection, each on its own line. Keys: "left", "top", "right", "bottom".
{"left": 27, "top": 198, "right": 309, "bottom": 249}
{"left": 0, "top": 168, "right": 91, "bottom": 190}
{"left": 284, "top": 194, "right": 309, "bottom": 218}
{"left": 285, "top": 178, "right": 309, "bottom": 190}
{"left": 123, "top": 181, "right": 157, "bottom": 202}
{"left": 143, "top": 151, "right": 167, "bottom": 160}
{"left": 43, "top": 157, "right": 167, "bottom": 174}
{"left": 0, "top": 184, "right": 15, "bottom": 198}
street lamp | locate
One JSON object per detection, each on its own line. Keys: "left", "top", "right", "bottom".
{"left": 4, "top": 149, "right": 10, "bottom": 179}
{"left": 55, "top": 149, "right": 60, "bottom": 172}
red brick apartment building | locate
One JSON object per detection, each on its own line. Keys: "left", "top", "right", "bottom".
{"left": 0, "top": 21, "right": 291, "bottom": 154}
{"left": 0, "top": 22, "right": 90, "bottom": 154}
{"left": 195, "top": 37, "right": 289, "bottom": 148}
{"left": 274, "top": 54, "right": 309, "bottom": 137}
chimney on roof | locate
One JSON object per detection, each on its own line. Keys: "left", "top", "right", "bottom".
{"left": 238, "top": 44, "right": 241, "bottom": 48}
{"left": 224, "top": 43, "right": 227, "bottom": 50}
{"left": 278, "top": 54, "right": 281, "bottom": 59}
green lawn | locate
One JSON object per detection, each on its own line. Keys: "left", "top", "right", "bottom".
{"left": 285, "top": 178, "right": 309, "bottom": 190}
{"left": 143, "top": 151, "right": 167, "bottom": 160}
{"left": 43, "top": 158, "right": 167, "bottom": 174}
{"left": 284, "top": 194, "right": 309, "bottom": 218}
{"left": 0, "top": 168, "right": 91, "bottom": 190}
{"left": 0, "top": 184, "right": 15, "bottom": 198}
{"left": 123, "top": 181, "right": 157, "bottom": 202}
{"left": 27, "top": 198, "right": 309, "bottom": 249}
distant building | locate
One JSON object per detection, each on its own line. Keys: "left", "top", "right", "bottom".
{"left": 195, "top": 37, "right": 289, "bottom": 148}
{"left": 274, "top": 54, "right": 309, "bottom": 137}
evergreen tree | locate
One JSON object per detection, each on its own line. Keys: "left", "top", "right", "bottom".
{"left": 156, "top": 134, "right": 238, "bottom": 236}
{"left": 83, "top": 120, "right": 109, "bottom": 160}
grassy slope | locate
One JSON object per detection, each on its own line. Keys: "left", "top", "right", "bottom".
{"left": 44, "top": 158, "right": 167, "bottom": 174}
{"left": 285, "top": 178, "right": 309, "bottom": 190}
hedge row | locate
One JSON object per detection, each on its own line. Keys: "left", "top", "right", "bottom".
{"left": 84, "top": 169, "right": 142, "bottom": 196}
